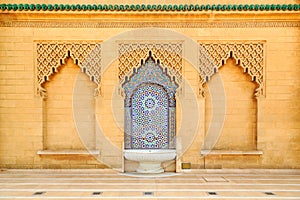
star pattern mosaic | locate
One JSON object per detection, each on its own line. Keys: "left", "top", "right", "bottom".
{"left": 123, "top": 53, "right": 178, "bottom": 149}
{"left": 131, "top": 84, "right": 169, "bottom": 149}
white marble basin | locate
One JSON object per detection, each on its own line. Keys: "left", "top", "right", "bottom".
{"left": 124, "top": 149, "right": 176, "bottom": 173}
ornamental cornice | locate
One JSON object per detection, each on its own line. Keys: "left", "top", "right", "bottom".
{"left": 1, "top": 21, "right": 300, "bottom": 28}
{"left": 1, "top": 8, "right": 299, "bottom": 28}
{"left": 0, "top": 4, "right": 300, "bottom": 12}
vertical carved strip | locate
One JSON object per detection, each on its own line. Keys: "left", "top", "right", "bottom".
{"left": 124, "top": 107, "right": 132, "bottom": 149}
{"left": 169, "top": 107, "right": 176, "bottom": 149}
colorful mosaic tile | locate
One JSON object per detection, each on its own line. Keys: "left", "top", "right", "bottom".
{"left": 123, "top": 53, "right": 178, "bottom": 149}
{"left": 132, "top": 84, "right": 169, "bottom": 149}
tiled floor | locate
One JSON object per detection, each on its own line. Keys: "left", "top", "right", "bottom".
{"left": 0, "top": 169, "right": 299, "bottom": 199}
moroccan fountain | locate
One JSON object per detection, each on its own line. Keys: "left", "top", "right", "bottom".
{"left": 122, "top": 52, "right": 178, "bottom": 173}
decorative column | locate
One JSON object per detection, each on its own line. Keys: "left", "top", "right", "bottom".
{"left": 169, "top": 92, "right": 176, "bottom": 149}
{"left": 124, "top": 95, "right": 132, "bottom": 149}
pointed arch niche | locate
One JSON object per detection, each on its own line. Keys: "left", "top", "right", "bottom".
{"left": 35, "top": 41, "right": 102, "bottom": 155}
{"left": 199, "top": 41, "right": 265, "bottom": 155}
{"left": 35, "top": 41, "right": 102, "bottom": 98}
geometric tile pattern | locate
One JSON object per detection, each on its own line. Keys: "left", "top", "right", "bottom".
{"left": 123, "top": 53, "right": 178, "bottom": 149}
{"left": 36, "top": 41, "right": 101, "bottom": 97}
{"left": 122, "top": 53, "right": 178, "bottom": 107}
{"left": 131, "top": 84, "right": 169, "bottom": 149}
{"left": 198, "top": 41, "right": 265, "bottom": 97}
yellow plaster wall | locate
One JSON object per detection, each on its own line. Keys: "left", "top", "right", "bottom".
{"left": 44, "top": 59, "right": 84, "bottom": 150}
{"left": 177, "top": 60, "right": 205, "bottom": 169}
{"left": 174, "top": 26, "right": 299, "bottom": 169}
{"left": 0, "top": 14, "right": 299, "bottom": 169}
{"left": 205, "top": 58, "right": 257, "bottom": 151}
{"left": 97, "top": 60, "right": 123, "bottom": 149}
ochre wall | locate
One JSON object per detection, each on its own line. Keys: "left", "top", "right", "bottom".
{"left": 205, "top": 58, "right": 258, "bottom": 151}
{"left": 44, "top": 59, "right": 84, "bottom": 150}
{"left": 0, "top": 9, "right": 299, "bottom": 169}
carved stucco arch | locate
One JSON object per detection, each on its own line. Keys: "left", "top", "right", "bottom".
{"left": 118, "top": 41, "right": 183, "bottom": 93}
{"left": 36, "top": 41, "right": 102, "bottom": 97}
{"left": 198, "top": 41, "right": 265, "bottom": 97}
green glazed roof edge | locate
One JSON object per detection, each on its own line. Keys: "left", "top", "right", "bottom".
{"left": 0, "top": 4, "right": 300, "bottom": 12}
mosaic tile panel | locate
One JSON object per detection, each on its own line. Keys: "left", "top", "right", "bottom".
{"left": 123, "top": 53, "right": 178, "bottom": 150}
{"left": 122, "top": 54, "right": 178, "bottom": 107}
{"left": 131, "top": 84, "right": 169, "bottom": 149}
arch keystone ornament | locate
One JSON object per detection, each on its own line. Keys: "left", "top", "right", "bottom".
{"left": 35, "top": 41, "right": 102, "bottom": 97}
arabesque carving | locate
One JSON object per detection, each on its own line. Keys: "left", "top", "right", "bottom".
{"left": 36, "top": 41, "right": 101, "bottom": 97}
{"left": 1, "top": 21, "right": 299, "bottom": 28}
{"left": 118, "top": 41, "right": 183, "bottom": 85}
{"left": 198, "top": 41, "right": 265, "bottom": 97}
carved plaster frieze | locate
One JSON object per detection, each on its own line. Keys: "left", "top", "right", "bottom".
{"left": 36, "top": 41, "right": 102, "bottom": 97}
{"left": 118, "top": 41, "right": 183, "bottom": 86}
{"left": 198, "top": 41, "right": 265, "bottom": 97}
{"left": 2, "top": 21, "right": 299, "bottom": 28}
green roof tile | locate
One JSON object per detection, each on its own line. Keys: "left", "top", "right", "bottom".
{"left": 0, "top": 4, "right": 299, "bottom": 12}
